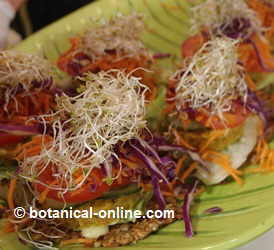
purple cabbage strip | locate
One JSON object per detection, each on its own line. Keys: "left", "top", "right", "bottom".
{"left": 130, "top": 142, "right": 169, "bottom": 185}
{"left": 138, "top": 138, "right": 164, "bottom": 163}
{"left": 0, "top": 124, "right": 43, "bottom": 136}
{"left": 138, "top": 138, "right": 175, "bottom": 168}
{"left": 220, "top": 18, "right": 251, "bottom": 40}
{"left": 156, "top": 144, "right": 209, "bottom": 169}
{"left": 246, "top": 38, "right": 274, "bottom": 72}
{"left": 31, "top": 78, "right": 54, "bottom": 90}
{"left": 151, "top": 175, "right": 166, "bottom": 210}
{"left": 182, "top": 180, "right": 198, "bottom": 238}
{"left": 246, "top": 89, "right": 268, "bottom": 129}
{"left": 64, "top": 88, "right": 79, "bottom": 97}
{"left": 149, "top": 136, "right": 209, "bottom": 170}
{"left": 160, "top": 156, "right": 176, "bottom": 167}
{"left": 203, "top": 207, "right": 223, "bottom": 215}
{"left": 67, "top": 62, "right": 82, "bottom": 76}
{"left": 129, "top": 140, "right": 171, "bottom": 210}
{"left": 89, "top": 183, "right": 98, "bottom": 193}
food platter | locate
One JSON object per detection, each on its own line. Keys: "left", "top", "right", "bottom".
{"left": 0, "top": 0, "right": 273, "bottom": 249}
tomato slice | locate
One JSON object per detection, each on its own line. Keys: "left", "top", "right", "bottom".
{"left": 34, "top": 166, "right": 130, "bottom": 204}
{"left": 181, "top": 31, "right": 208, "bottom": 58}
{"left": 0, "top": 132, "right": 26, "bottom": 147}
{"left": 195, "top": 102, "right": 250, "bottom": 130}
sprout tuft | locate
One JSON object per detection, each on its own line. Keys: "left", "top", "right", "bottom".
{"left": 77, "top": 13, "right": 149, "bottom": 61}
{"left": 19, "top": 70, "right": 148, "bottom": 192}
{"left": 191, "top": 0, "right": 265, "bottom": 40}
{"left": 172, "top": 38, "right": 248, "bottom": 118}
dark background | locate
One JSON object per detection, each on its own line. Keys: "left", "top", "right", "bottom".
{"left": 27, "top": 0, "right": 93, "bottom": 31}
{"left": 12, "top": 0, "right": 95, "bottom": 37}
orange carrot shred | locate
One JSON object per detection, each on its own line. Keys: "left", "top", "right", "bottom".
{"left": 8, "top": 178, "right": 17, "bottom": 209}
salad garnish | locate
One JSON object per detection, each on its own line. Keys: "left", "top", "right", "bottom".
{"left": 173, "top": 38, "right": 248, "bottom": 120}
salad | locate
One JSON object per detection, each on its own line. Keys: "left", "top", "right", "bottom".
{"left": 167, "top": 37, "right": 272, "bottom": 185}
{"left": 182, "top": 0, "right": 274, "bottom": 76}
{"left": 1, "top": 69, "right": 205, "bottom": 248}
{"left": 0, "top": 51, "right": 58, "bottom": 154}
{"left": 57, "top": 14, "right": 157, "bottom": 100}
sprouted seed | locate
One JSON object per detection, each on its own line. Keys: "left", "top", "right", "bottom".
{"left": 76, "top": 13, "right": 149, "bottom": 62}
{"left": 19, "top": 70, "right": 148, "bottom": 193}
{"left": 0, "top": 50, "right": 53, "bottom": 89}
{"left": 191, "top": 0, "right": 265, "bottom": 39}
{"left": 172, "top": 38, "right": 248, "bottom": 118}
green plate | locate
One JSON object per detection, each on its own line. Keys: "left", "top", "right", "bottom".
{"left": 2, "top": 0, "right": 274, "bottom": 249}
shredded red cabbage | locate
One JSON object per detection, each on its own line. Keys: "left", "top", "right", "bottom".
{"left": 151, "top": 175, "right": 166, "bottom": 210}
{"left": 130, "top": 142, "right": 169, "bottom": 185}
{"left": 155, "top": 144, "right": 209, "bottom": 169}
{"left": 219, "top": 18, "right": 251, "bottom": 40}
{"left": 31, "top": 78, "right": 54, "bottom": 90}
{"left": 246, "top": 89, "right": 268, "bottom": 129}
{"left": 203, "top": 207, "right": 223, "bottom": 215}
{"left": 182, "top": 180, "right": 198, "bottom": 238}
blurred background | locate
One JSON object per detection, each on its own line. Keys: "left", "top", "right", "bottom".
{"left": 0, "top": 0, "right": 95, "bottom": 49}
{"left": 13, "top": 0, "right": 94, "bottom": 37}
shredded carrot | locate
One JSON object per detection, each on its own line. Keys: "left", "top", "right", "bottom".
{"left": 69, "top": 186, "right": 86, "bottom": 197}
{"left": 162, "top": 191, "right": 175, "bottom": 197}
{"left": 15, "top": 135, "right": 52, "bottom": 161}
{"left": 195, "top": 186, "right": 205, "bottom": 196}
{"left": 247, "top": 0, "right": 274, "bottom": 40}
{"left": 245, "top": 74, "right": 257, "bottom": 90}
{"left": 81, "top": 54, "right": 156, "bottom": 101}
{"left": 203, "top": 150, "right": 243, "bottom": 185}
{"left": 173, "top": 129, "right": 196, "bottom": 150}
{"left": 199, "top": 130, "right": 225, "bottom": 152}
{"left": 3, "top": 221, "right": 15, "bottom": 233}
{"left": 255, "top": 138, "right": 274, "bottom": 171}
{"left": 181, "top": 31, "right": 208, "bottom": 58}
{"left": 0, "top": 91, "right": 55, "bottom": 120}
{"left": 139, "top": 183, "right": 152, "bottom": 191}
{"left": 175, "top": 156, "right": 187, "bottom": 176}
{"left": 57, "top": 39, "right": 156, "bottom": 100}
{"left": 181, "top": 162, "right": 198, "bottom": 182}
{"left": 164, "top": 102, "right": 176, "bottom": 113}
{"left": 251, "top": 118, "right": 274, "bottom": 172}
{"left": 7, "top": 178, "right": 17, "bottom": 209}
{"left": 179, "top": 115, "right": 191, "bottom": 130}
{"left": 120, "top": 158, "right": 141, "bottom": 169}
{"left": 239, "top": 33, "right": 274, "bottom": 73}
{"left": 38, "top": 180, "right": 58, "bottom": 204}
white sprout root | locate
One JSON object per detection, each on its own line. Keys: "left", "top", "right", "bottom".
{"left": 19, "top": 70, "right": 148, "bottom": 193}
{"left": 172, "top": 37, "right": 248, "bottom": 118}
{"left": 191, "top": 0, "right": 265, "bottom": 39}
{"left": 77, "top": 13, "right": 150, "bottom": 62}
